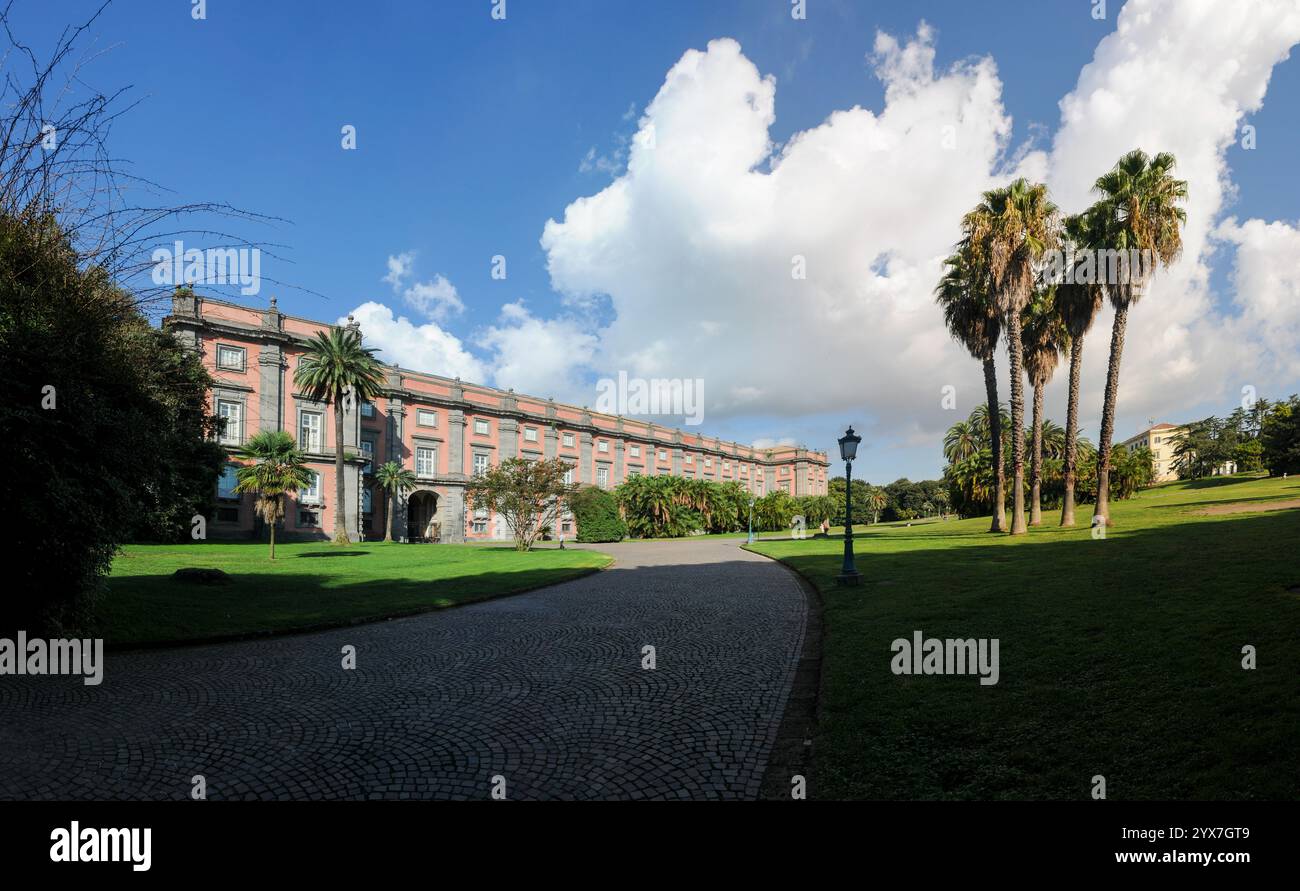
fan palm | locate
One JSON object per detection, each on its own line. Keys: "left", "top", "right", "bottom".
{"left": 943, "top": 419, "right": 981, "bottom": 464}
{"left": 936, "top": 246, "right": 1006, "bottom": 532}
{"left": 1056, "top": 208, "right": 1109, "bottom": 526}
{"left": 962, "top": 178, "right": 1059, "bottom": 534}
{"left": 295, "top": 324, "right": 386, "bottom": 544}
{"left": 1021, "top": 285, "right": 1067, "bottom": 525}
{"left": 233, "top": 430, "right": 315, "bottom": 559}
{"left": 373, "top": 461, "right": 417, "bottom": 543}
{"left": 1090, "top": 150, "right": 1187, "bottom": 525}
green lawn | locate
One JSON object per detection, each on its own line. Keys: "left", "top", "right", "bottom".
{"left": 97, "top": 541, "right": 612, "bottom": 647}
{"left": 749, "top": 473, "right": 1300, "bottom": 800}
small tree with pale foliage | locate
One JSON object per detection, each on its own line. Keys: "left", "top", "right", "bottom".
{"left": 466, "top": 457, "right": 573, "bottom": 552}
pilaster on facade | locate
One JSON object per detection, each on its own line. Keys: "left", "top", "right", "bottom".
{"left": 447, "top": 409, "right": 466, "bottom": 480}
{"left": 613, "top": 440, "right": 625, "bottom": 486}
{"left": 579, "top": 432, "right": 593, "bottom": 484}
{"left": 256, "top": 343, "right": 285, "bottom": 434}
{"left": 544, "top": 425, "right": 558, "bottom": 460}
{"left": 441, "top": 485, "right": 466, "bottom": 544}
{"left": 499, "top": 418, "right": 519, "bottom": 461}
{"left": 672, "top": 447, "right": 683, "bottom": 476}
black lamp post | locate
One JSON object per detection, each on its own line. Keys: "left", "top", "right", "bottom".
{"left": 836, "top": 426, "right": 862, "bottom": 586}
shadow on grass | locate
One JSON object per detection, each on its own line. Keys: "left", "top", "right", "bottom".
{"left": 755, "top": 508, "right": 1300, "bottom": 800}
{"left": 95, "top": 562, "right": 612, "bottom": 649}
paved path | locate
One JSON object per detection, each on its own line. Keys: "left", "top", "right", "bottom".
{"left": 0, "top": 539, "right": 806, "bottom": 800}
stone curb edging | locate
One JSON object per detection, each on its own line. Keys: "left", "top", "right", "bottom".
{"left": 744, "top": 545, "right": 825, "bottom": 801}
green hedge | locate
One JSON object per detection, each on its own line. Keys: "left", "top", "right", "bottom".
{"left": 570, "top": 485, "right": 627, "bottom": 542}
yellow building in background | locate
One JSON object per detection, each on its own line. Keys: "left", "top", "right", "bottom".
{"left": 1121, "top": 422, "right": 1238, "bottom": 482}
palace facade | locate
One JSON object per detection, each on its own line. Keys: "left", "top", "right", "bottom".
{"left": 166, "top": 293, "right": 830, "bottom": 542}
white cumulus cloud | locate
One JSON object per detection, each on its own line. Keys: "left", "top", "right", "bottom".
{"left": 343, "top": 302, "right": 486, "bottom": 382}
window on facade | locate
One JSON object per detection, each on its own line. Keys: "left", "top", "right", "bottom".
{"left": 658, "top": 449, "right": 667, "bottom": 461}
{"left": 705, "top": 458, "right": 712, "bottom": 468}
{"left": 597, "top": 440, "right": 609, "bottom": 453}
{"left": 474, "top": 453, "right": 490, "bottom": 476}
{"left": 597, "top": 466, "right": 609, "bottom": 488}
{"left": 562, "top": 432, "right": 575, "bottom": 447}
{"left": 217, "top": 506, "right": 239, "bottom": 523}
{"left": 299, "top": 411, "right": 322, "bottom": 452}
{"left": 217, "top": 464, "right": 239, "bottom": 499}
{"left": 216, "top": 344, "right": 245, "bottom": 371}
{"left": 417, "top": 409, "right": 437, "bottom": 427}
{"left": 360, "top": 400, "right": 375, "bottom": 418}
{"left": 416, "top": 447, "right": 437, "bottom": 478}
{"left": 630, "top": 445, "right": 640, "bottom": 458}
{"left": 563, "top": 466, "right": 574, "bottom": 486}
{"left": 301, "top": 472, "right": 321, "bottom": 504}
{"left": 474, "top": 419, "right": 490, "bottom": 436}
{"left": 298, "top": 509, "right": 320, "bottom": 527}
{"left": 217, "top": 400, "right": 242, "bottom": 445}
{"left": 472, "top": 507, "right": 489, "bottom": 534}
{"left": 360, "top": 439, "right": 374, "bottom": 472}
{"left": 362, "top": 487, "right": 373, "bottom": 514}
{"left": 524, "top": 427, "right": 539, "bottom": 442}
{"left": 685, "top": 454, "right": 693, "bottom": 464}
{"left": 629, "top": 469, "right": 640, "bottom": 478}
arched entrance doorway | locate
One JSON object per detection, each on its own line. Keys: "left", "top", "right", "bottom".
{"left": 407, "top": 490, "right": 440, "bottom": 542}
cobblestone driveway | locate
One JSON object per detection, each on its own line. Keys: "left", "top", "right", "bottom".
{"left": 0, "top": 539, "right": 806, "bottom": 800}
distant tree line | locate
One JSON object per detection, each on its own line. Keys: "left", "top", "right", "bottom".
{"left": 1172, "top": 397, "right": 1299, "bottom": 479}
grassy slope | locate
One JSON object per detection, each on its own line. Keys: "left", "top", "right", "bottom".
{"left": 97, "top": 541, "right": 612, "bottom": 647}
{"left": 751, "top": 474, "right": 1300, "bottom": 800}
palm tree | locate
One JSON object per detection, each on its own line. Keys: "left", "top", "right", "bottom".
{"left": 295, "top": 323, "right": 385, "bottom": 545}
{"left": 373, "top": 461, "right": 417, "bottom": 543}
{"left": 1021, "top": 285, "right": 1067, "bottom": 525}
{"left": 1056, "top": 209, "right": 1108, "bottom": 526}
{"left": 942, "top": 419, "right": 981, "bottom": 464}
{"left": 1090, "top": 150, "right": 1187, "bottom": 525}
{"left": 233, "top": 431, "right": 315, "bottom": 559}
{"left": 936, "top": 247, "right": 1006, "bottom": 532}
{"left": 867, "top": 488, "right": 888, "bottom": 525}
{"left": 1039, "top": 419, "right": 1066, "bottom": 460}
{"left": 962, "top": 179, "right": 1059, "bottom": 534}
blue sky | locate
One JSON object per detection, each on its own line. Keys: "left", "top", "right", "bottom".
{"left": 16, "top": 0, "right": 1300, "bottom": 483}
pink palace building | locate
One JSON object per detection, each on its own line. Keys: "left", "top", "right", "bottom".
{"left": 166, "top": 293, "right": 830, "bottom": 542}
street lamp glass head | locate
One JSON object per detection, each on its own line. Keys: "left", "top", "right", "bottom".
{"left": 838, "top": 426, "right": 862, "bottom": 462}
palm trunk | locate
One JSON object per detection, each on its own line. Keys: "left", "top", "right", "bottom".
{"left": 1006, "top": 310, "right": 1028, "bottom": 535}
{"left": 383, "top": 487, "right": 394, "bottom": 542}
{"left": 333, "top": 399, "right": 349, "bottom": 545}
{"left": 1060, "top": 334, "right": 1085, "bottom": 526}
{"left": 1029, "top": 381, "right": 1044, "bottom": 525}
{"left": 1093, "top": 302, "right": 1129, "bottom": 526}
{"left": 269, "top": 511, "right": 277, "bottom": 560}
{"left": 982, "top": 357, "right": 1006, "bottom": 532}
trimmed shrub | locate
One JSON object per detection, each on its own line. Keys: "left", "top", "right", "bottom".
{"left": 570, "top": 485, "right": 627, "bottom": 543}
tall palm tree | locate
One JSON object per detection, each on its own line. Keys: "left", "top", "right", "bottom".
{"left": 1021, "top": 285, "right": 1067, "bottom": 525}
{"left": 936, "top": 247, "right": 1006, "bottom": 532}
{"left": 963, "top": 179, "right": 1059, "bottom": 534}
{"left": 295, "top": 324, "right": 385, "bottom": 545}
{"left": 373, "top": 461, "right": 417, "bottom": 543}
{"left": 1090, "top": 150, "right": 1187, "bottom": 526}
{"left": 1056, "top": 209, "right": 1108, "bottom": 526}
{"left": 233, "top": 431, "right": 315, "bottom": 560}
